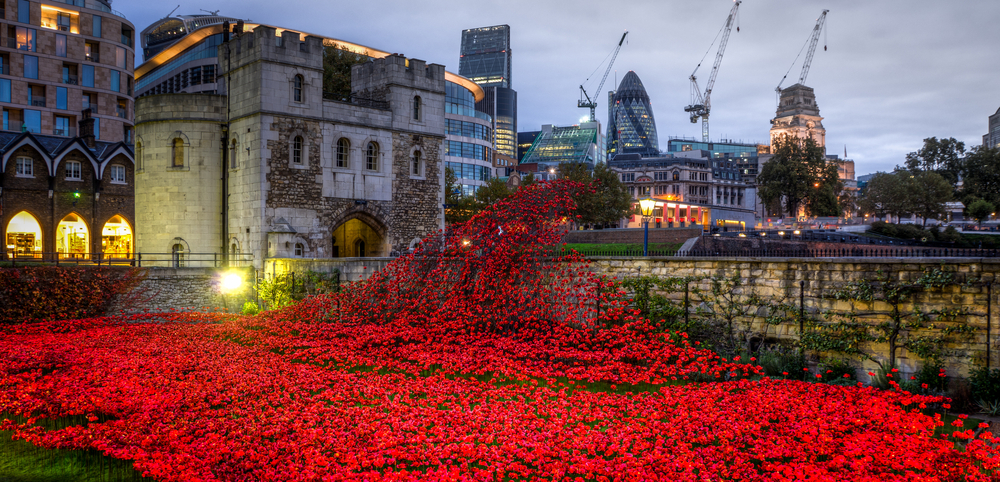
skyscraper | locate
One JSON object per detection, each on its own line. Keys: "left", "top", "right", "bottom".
{"left": 606, "top": 71, "right": 659, "bottom": 160}
{"left": 459, "top": 25, "right": 517, "bottom": 159}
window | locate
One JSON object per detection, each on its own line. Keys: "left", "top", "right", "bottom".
{"left": 335, "top": 138, "right": 349, "bottom": 168}
{"left": 57, "top": 87, "right": 67, "bottom": 110}
{"left": 15, "top": 157, "right": 32, "bottom": 177}
{"left": 110, "top": 71, "right": 120, "bottom": 92}
{"left": 171, "top": 243, "right": 184, "bottom": 268}
{"left": 54, "top": 116, "right": 70, "bottom": 136}
{"left": 84, "top": 41, "right": 98, "bottom": 62}
{"left": 16, "top": 27, "right": 36, "bottom": 51}
{"left": 65, "top": 160, "right": 81, "bottom": 180}
{"left": 92, "top": 15, "right": 101, "bottom": 38}
{"left": 366, "top": 142, "right": 378, "bottom": 171}
{"left": 293, "top": 75, "right": 303, "bottom": 102}
{"left": 0, "top": 79, "right": 10, "bottom": 103}
{"left": 82, "top": 65, "right": 95, "bottom": 87}
{"left": 294, "top": 243, "right": 304, "bottom": 257}
{"left": 27, "top": 85, "right": 44, "bottom": 107}
{"left": 672, "top": 171, "right": 679, "bottom": 181}
{"left": 172, "top": 138, "right": 184, "bottom": 167}
{"left": 109, "top": 165, "right": 125, "bottom": 183}
{"left": 23, "top": 109, "right": 40, "bottom": 133}
{"left": 413, "top": 96, "right": 421, "bottom": 120}
{"left": 93, "top": 117, "right": 99, "bottom": 139}
{"left": 56, "top": 34, "right": 67, "bottom": 57}
{"left": 18, "top": 0, "right": 29, "bottom": 24}
{"left": 116, "top": 47, "right": 126, "bottom": 69}
{"left": 23, "top": 55, "right": 37, "bottom": 79}
{"left": 120, "top": 26, "right": 132, "bottom": 47}
{"left": 135, "top": 142, "right": 142, "bottom": 171}
{"left": 57, "top": 13, "right": 71, "bottom": 31}
{"left": 229, "top": 139, "right": 237, "bottom": 169}
{"left": 292, "top": 136, "right": 303, "bottom": 164}
{"left": 82, "top": 92, "right": 94, "bottom": 110}
{"left": 411, "top": 151, "right": 421, "bottom": 175}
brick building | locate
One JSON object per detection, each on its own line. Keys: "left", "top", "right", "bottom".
{"left": 135, "top": 25, "right": 477, "bottom": 267}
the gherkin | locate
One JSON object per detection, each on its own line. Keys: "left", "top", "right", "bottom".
{"left": 606, "top": 71, "right": 659, "bottom": 159}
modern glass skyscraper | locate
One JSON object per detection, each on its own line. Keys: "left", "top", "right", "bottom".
{"left": 606, "top": 71, "right": 659, "bottom": 160}
{"left": 459, "top": 25, "right": 517, "bottom": 159}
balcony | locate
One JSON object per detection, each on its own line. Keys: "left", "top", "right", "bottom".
{"left": 0, "top": 65, "right": 8, "bottom": 75}
{"left": 115, "top": 107, "right": 126, "bottom": 118}
{"left": 53, "top": 127, "right": 77, "bottom": 137}
{"left": 62, "top": 75, "right": 78, "bottom": 85}
{"left": 121, "top": 35, "right": 132, "bottom": 47}
{"left": 29, "top": 99, "right": 46, "bottom": 107}
{"left": 85, "top": 52, "right": 99, "bottom": 63}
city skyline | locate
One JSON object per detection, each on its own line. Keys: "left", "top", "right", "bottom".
{"left": 127, "top": 0, "right": 1000, "bottom": 175}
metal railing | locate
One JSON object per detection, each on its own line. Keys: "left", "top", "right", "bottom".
{"left": 85, "top": 52, "right": 99, "bottom": 63}
{"left": 53, "top": 126, "right": 77, "bottom": 137}
{"left": 63, "top": 75, "right": 78, "bottom": 85}
{"left": 2, "top": 252, "right": 255, "bottom": 268}
{"left": 29, "top": 98, "right": 45, "bottom": 107}
{"left": 0, "top": 64, "right": 9, "bottom": 75}
{"left": 116, "top": 107, "right": 127, "bottom": 118}
{"left": 682, "top": 247, "right": 1000, "bottom": 258}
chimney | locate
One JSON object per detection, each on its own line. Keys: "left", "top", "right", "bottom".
{"left": 80, "top": 108, "right": 96, "bottom": 148}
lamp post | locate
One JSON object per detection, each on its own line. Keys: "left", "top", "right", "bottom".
{"left": 639, "top": 197, "right": 656, "bottom": 257}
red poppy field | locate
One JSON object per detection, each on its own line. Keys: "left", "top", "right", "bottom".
{"left": 2, "top": 181, "right": 999, "bottom": 481}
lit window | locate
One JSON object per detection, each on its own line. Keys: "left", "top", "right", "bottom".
{"left": 15, "top": 157, "right": 33, "bottom": 177}
{"left": 110, "top": 165, "right": 125, "bottom": 183}
{"left": 292, "top": 136, "right": 303, "bottom": 164}
{"left": 336, "top": 138, "right": 349, "bottom": 168}
{"left": 366, "top": 142, "right": 378, "bottom": 171}
{"left": 293, "top": 75, "right": 303, "bottom": 102}
{"left": 66, "top": 160, "right": 81, "bottom": 180}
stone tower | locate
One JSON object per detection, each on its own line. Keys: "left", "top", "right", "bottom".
{"left": 769, "top": 84, "right": 825, "bottom": 152}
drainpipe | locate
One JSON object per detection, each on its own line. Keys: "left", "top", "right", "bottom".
{"left": 221, "top": 22, "right": 232, "bottom": 266}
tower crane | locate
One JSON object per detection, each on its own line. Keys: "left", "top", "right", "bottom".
{"left": 578, "top": 31, "right": 628, "bottom": 123}
{"left": 685, "top": 1, "right": 741, "bottom": 142}
{"left": 776, "top": 10, "right": 829, "bottom": 97}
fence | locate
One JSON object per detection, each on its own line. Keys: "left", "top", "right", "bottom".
{"left": 683, "top": 247, "right": 1000, "bottom": 258}
{"left": 1, "top": 252, "right": 254, "bottom": 268}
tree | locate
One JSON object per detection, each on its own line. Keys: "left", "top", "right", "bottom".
{"left": 858, "top": 171, "right": 913, "bottom": 223}
{"left": 556, "top": 162, "right": 632, "bottom": 228}
{"left": 904, "top": 137, "right": 965, "bottom": 185}
{"left": 323, "top": 43, "right": 369, "bottom": 100}
{"left": 474, "top": 177, "right": 513, "bottom": 207}
{"left": 961, "top": 145, "right": 1000, "bottom": 206}
{"left": 908, "top": 172, "right": 953, "bottom": 226}
{"left": 757, "top": 135, "right": 841, "bottom": 218}
{"left": 444, "top": 167, "right": 475, "bottom": 225}
{"left": 967, "top": 199, "right": 996, "bottom": 226}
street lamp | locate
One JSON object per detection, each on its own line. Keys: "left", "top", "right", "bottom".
{"left": 638, "top": 197, "right": 657, "bottom": 257}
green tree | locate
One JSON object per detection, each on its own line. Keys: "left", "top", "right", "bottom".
{"left": 757, "top": 135, "right": 841, "bottom": 218}
{"left": 323, "top": 43, "right": 369, "bottom": 100}
{"left": 909, "top": 172, "right": 953, "bottom": 226}
{"left": 444, "top": 167, "right": 475, "bottom": 224}
{"left": 967, "top": 199, "right": 996, "bottom": 226}
{"left": 859, "top": 171, "right": 913, "bottom": 223}
{"left": 904, "top": 137, "right": 965, "bottom": 185}
{"left": 474, "top": 177, "right": 513, "bottom": 207}
{"left": 556, "top": 162, "right": 632, "bottom": 228}
{"left": 961, "top": 145, "right": 1000, "bottom": 206}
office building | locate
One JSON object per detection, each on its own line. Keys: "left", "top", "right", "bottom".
{"left": 606, "top": 71, "right": 658, "bottom": 159}
{"left": 985, "top": 106, "right": 1000, "bottom": 148}
{"left": 519, "top": 122, "right": 602, "bottom": 179}
{"left": 459, "top": 25, "right": 517, "bottom": 159}
{"left": 135, "top": 13, "right": 237, "bottom": 97}
{"left": 1, "top": 0, "right": 136, "bottom": 260}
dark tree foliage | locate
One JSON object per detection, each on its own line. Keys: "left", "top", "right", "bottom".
{"left": 323, "top": 43, "right": 369, "bottom": 100}
{"left": 904, "top": 137, "right": 965, "bottom": 185}
{"left": 557, "top": 162, "right": 633, "bottom": 228}
{"left": 859, "top": 171, "right": 913, "bottom": 223}
{"left": 757, "top": 135, "right": 842, "bottom": 218}
{"left": 908, "top": 172, "right": 953, "bottom": 226}
{"left": 445, "top": 168, "right": 515, "bottom": 225}
{"left": 961, "top": 145, "right": 1000, "bottom": 206}
{"left": 967, "top": 199, "right": 996, "bottom": 226}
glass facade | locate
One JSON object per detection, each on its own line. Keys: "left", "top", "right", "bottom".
{"left": 459, "top": 25, "right": 511, "bottom": 88}
{"left": 445, "top": 119, "right": 491, "bottom": 141}
{"left": 446, "top": 161, "right": 491, "bottom": 181}
{"left": 446, "top": 141, "right": 489, "bottom": 162}
{"left": 478, "top": 86, "right": 517, "bottom": 158}
{"left": 606, "top": 71, "right": 659, "bottom": 159}
{"left": 445, "top": 81, "right": 491, "bottom": 122}
{"left": 521, "top": 123, "right": 600, "bottom": 170}
{"left": 136, "top": 34, "right": 224, "bottom": 90}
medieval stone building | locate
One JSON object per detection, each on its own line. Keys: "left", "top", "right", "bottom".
{"left": 134, "top": 25, "right": 456, "bottom": 267}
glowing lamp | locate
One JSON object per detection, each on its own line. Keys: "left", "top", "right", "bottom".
{"left": 221, "top": 273, "right": 243, "bottom": 292}
{"left": 778, "top": 231, "right": 785, "bottom": 236}
{"left": 73, "top": 190, "right": 81, "bottom": 198}
{"left": 793, "top": 230, "right": 801, "bottom": 235}
{"left": 461, "top": 238, "right": 471, "bottom": 246}
{"left": 638, "top": 197, "right": 657, "bottom": 218}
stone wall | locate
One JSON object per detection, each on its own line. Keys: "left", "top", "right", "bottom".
{"left": 586, "top": 256, "right": 1000, "bottom": 378}
{"left": 265, "top": 257, "right": 395, "bottom": 283}
{"left": 115, "top": 267, "right": 255, "bottom": 314}
{"left": 563, "top": 227, "right": 702, "bottom": 246}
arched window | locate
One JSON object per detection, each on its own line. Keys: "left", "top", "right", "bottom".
{"left": 229, "top": 138, "right": 238, "bottom": 169}
{"left": 672, "top": 170, "right": 679, "bottom": 181}
{"left": 413, "top": 96, "right": 421, "bottom": 120}
{"left": 294, "top": 243, "right": 304, "bottom": 257}
{"left": 57, "top": 213, "right": 89, "bottom": 259}
{"left": 135, "top": 142, "right": 143, "bottom": 171}
{"left": 172, "top": 243, "right": 185, "bottom": 268}
{"left": 411, "top": 150, "right": 421, "bottom": 175}
{"left": 366, "top": 142, "right": 378, "bottom": 171}
{"left": 336, "top": 138, "right": 349, "bottom": 168}
{"left": 172, "top": 138, "right": 184, "bottom": 167}
{"left": 292, "top": 136, "right": 303, "bottom": 164}
{"left": 5, "top": 211, "right": 42, "bottom": 258}
{"left": 293, "top": 75, "right": 303, "bottom": 102}
{"left": 355, "top": 239, "right": 366, "bottom": 258}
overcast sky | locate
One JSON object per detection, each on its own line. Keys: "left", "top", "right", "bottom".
{"left": 125, "top": 0, "right": 1000, "bottom": 175}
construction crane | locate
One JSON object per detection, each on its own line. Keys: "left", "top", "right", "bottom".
{"left": 578, "top": 31, "right": 628, "bottom": 123}
{"left": 776, "top": 10, "right": 829, "bottom": 98}
{"left": 685, "top": 1, "right": 741, "bottom": 142}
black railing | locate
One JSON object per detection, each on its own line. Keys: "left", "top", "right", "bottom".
{"left": 1, "top": 252, "right": 255, "bottom": 268}
{"left": 682, "top": 247, "right": 1000, "bottom": 258}
{"left": 322, "top": 92, "right": 391, "bottom": 110}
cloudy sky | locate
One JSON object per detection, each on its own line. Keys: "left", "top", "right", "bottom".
{"left": 126, "top": 0, "right": 1000, "bottom": 175}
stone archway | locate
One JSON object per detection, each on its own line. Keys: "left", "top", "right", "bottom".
{"left": 330, "top": 211, "right": 387, "bottom": 258}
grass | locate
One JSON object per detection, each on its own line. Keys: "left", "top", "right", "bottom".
{"left": 563, "top": 242, "right": 684, "bottom": 256}
{"left": 0, "top": 430, "right": 149, "bottom": 482}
